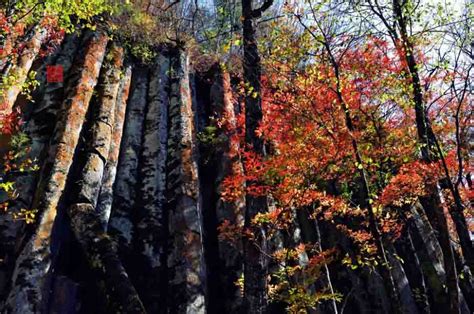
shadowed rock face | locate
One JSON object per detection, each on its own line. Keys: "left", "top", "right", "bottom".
{"left": 0, "top": 33, "right": 212, "bottom": 313}
{"left": 3, "top": 31, "right": 109, "bottom": 314}
{"left": 0, "top": 31, "right": 472, "bottom": 314}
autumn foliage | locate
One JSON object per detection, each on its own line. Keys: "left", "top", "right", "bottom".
{"left": 219, "top": 20, "right": 472, "bottom": 310}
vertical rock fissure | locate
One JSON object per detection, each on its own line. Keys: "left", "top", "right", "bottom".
{"left": 194, "top": 68, "right": 222, "bottom": 313}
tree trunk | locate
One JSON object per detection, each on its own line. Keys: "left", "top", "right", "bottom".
{"left": 392, "top": 1, "right": 463, "bottom": 312}
{"left": 241, "top": 0, "right": 271, "bottom": 312}
{"left": 328, "top": 47, "right": 402, "bottom": 313}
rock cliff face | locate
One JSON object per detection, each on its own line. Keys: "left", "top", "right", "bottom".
{"left": 0, "top": 31, "right": 223, "bottom": 313}
{"left": 0, "top": 31, "right": 472, "bottom": 314}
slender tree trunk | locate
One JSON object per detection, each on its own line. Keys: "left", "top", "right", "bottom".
{"left": 241, "top": 0, "right": 273, "bottom": 312}
{"left": 314, "top": 217, "right": 339, "bottom": 314}
{"left": 330, "top": 55, "right": 402, "bottom": 313}
{"left": 294, "top": 9, "right": 403, "bottom": 308}
{"left": 392, "top": 1, "right": 462, "bottom": 312}
{"left": 428, "top": 125, "right": 474, "bottom": 274}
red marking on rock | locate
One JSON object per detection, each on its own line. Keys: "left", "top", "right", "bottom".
{"left": 46, "top": 65, "right": 64, "bottom": 83}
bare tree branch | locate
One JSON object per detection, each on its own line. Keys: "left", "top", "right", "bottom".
{"left": 163, "top": 0, "right": 180, "bottom": 12}
{"left": 251, "top": 0, "right": 274, "bottom": 18}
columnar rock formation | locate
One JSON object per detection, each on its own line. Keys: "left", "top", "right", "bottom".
{"left": 0, "top": 30, "right": 473, "bottom": 314}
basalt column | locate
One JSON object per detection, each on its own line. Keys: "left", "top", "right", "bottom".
{"left": 133, "top": 52, "right": 170, "bottom": 313}
{"left": 108, "top": 66, "right": 149, "bottom": 260}
{"left": 5, "top": 32, "right": 108, "bottom": 313}
{"left": 165, "top": 51, "right": 206, "bottom": 313}
{"left": 65, "top": 43, "right": 146, "bottom": 313}
{"left": 0, "top": 33, "right": 80, "bottom": 301}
